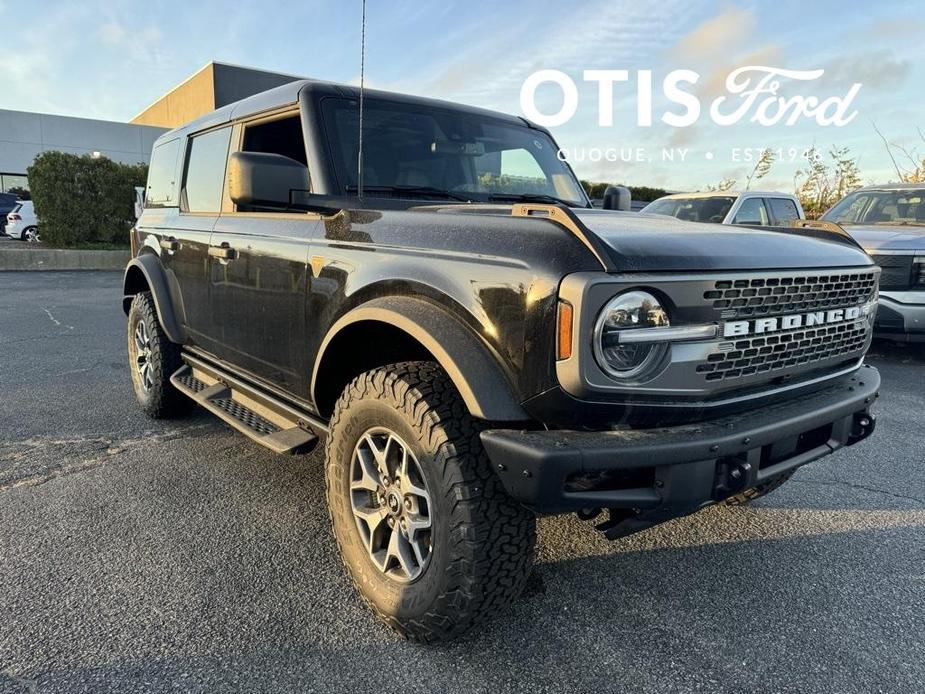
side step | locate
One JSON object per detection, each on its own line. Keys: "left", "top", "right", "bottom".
{"left": 170, "top": 354, "right": 324, "bottom": 455}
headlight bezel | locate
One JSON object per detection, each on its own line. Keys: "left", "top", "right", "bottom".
{"left": 592, "top": 289, "right": 671, "bottom": 382}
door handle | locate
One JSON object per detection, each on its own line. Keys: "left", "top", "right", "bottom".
{"left": 208, "top": 244, "right": 238, "bottom": 260}
{"left": 159, "top": 237, "right": 178, "bottom": 251}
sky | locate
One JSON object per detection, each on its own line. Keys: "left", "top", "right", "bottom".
{"left": 1, "top": 0, "right": 923, "bottom": 191}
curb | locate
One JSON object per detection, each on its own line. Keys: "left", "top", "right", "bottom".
{"left": 0, "top": 247, "right": 130, "bottom": 271}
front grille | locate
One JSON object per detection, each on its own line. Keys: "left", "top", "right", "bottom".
{"left": 696, "top": 320, "right": 869, "bottom": 382}
{"left": 869, "top": 254, "right": 913, "bottom": 290}
{"left": 695, "top": 268, "right": 878, "bottom": 385}
{"left": 703, "top": 271, "right": 876, "bottom": 319}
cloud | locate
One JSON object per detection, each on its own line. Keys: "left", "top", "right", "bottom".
{"left": 670, "top": 7, "right": 755, "bottom": 62}
{"left": 819, "top": 50, "right": 911, "bottom": 91}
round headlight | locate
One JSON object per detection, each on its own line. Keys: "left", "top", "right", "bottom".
{"left": 593, "top": 290, "right": 669, "bottom": 380}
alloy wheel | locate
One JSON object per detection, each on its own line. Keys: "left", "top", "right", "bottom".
{"left": 134, "top": 320, "right": 154, "bottom": 392}
{"left": 349, "top": 428, "right": 433, "bottom": 582}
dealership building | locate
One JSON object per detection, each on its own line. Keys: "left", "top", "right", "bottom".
{"left": 0, "top": 62, "right": 304, "bottom": 195}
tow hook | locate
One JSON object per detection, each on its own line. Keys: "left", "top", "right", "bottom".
{"left": 714, "top": 459, "right": 752, "bottom": 499}
{"left": 849, "top": 411, "right": 876, "bottom": 444}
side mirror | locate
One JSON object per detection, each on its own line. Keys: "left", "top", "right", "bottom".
{"left": 228, "top": 151, "right": 311, "bottom": 209}
{"left": 134, "top": 186, "right": 145, "bottom": 219}
{"left": 602, "top": 185, "right": 631, "bottom": 211}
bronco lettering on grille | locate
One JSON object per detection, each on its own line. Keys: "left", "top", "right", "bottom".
{"left": 723, "top": 306, "right": 862, "bottom": 338}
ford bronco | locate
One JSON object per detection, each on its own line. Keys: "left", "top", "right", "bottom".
{"left": 123, "top": 79, "right": 880, "bottom": 642}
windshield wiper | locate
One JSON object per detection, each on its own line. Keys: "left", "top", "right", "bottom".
{"left": 487, "top": 192, "right": 581, "bottom": 207}
{"left": 345, "top": 184, "right": 472, "bottom": 203}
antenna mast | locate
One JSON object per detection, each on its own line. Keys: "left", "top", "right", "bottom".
{"left": 357, "top": 0, "right": 366, "bottom": 200}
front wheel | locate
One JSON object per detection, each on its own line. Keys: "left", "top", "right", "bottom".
{"left": 325, "top": 361, "right": 536, "bottom": 642}
{"left": 127, "top": 291, "right": 195, "bottom": 419}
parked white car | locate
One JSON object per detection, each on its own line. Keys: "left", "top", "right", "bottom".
{"left": 6, "top": 200, "right": 39, "bottom": 242}
{"left": 641, "top": 191, "right": 805, "bottom": 227}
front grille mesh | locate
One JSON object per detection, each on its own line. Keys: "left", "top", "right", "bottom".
{"left": 695, "top": 268, "right": 877, "bottom": 384}
{"left": 697, "top": 320, "right": 869, "bottom": 381}
{"left": 703, "top": 272, "right": 876, "bottom": 319}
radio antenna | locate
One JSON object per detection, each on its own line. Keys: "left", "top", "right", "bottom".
{"left": 356, "top": 0, "right": 366, "bottom": 200}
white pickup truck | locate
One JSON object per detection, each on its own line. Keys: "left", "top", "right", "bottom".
{"left": 642, "top": 191, "right": 805, "bottom": 227}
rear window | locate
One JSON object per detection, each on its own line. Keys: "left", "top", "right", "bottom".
{"left": 145, "top": 138, "right": 181, "bottom": 208}
{"left": 769, "top": 198, "right": 800, "bottom": 224}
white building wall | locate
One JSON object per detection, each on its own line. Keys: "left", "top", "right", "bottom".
{"left": 0, "top": 109, "right": 167, "bottom": 177}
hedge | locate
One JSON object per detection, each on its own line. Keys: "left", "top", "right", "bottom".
{"left": 27, "top": 151, "right": 147, "bottom": 248}
{"left": 581, "top": 180, "right": 669, "bottom": 203}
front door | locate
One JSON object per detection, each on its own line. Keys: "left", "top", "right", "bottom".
{"left": 208, "top": 214, "right": 319, "bottom": 396}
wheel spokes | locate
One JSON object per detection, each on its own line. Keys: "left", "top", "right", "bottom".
{"left": 349, "top": 427, "right": 433, "bottom": 582}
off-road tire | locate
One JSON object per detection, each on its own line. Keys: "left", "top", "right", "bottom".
{"left": 127, "top": 291, "right": 195, "bottom": 419}
{"left": 723, "top": 469, "right": 796, "bottom": 506}
{"left": 325, "top": 361, "right": 536, "bottom": 643}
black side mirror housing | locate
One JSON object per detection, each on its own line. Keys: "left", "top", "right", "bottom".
{"left": 228, "top": 151, "right": 311, "bottom": 209}
{"left": 602, "top": 185, "right": 631, "bottom": 211}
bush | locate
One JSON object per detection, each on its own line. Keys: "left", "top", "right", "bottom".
{"left": 580, "top": 180, "right": 669, "bottom": 203}
{"left": 27, "top": 152, "right": 147, "bottom": 248}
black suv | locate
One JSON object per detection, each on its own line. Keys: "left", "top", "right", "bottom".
{"left": 123, "top": 80, "right": 880, "bottom": 642}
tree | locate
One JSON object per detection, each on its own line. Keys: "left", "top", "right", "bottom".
{"left": 705, "top": 177, "right": 737, "bottom": 192}
{"left": 744, "top": 148, "right": 775, "bottom": 191}
{"left": 6, "top": 186, "right": 31, "bottom": 200}
{"left": 793, "top": 146, "right": 862, "bottom": 218}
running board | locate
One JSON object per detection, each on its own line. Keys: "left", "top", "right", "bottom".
{"left": 170, "top": 355, "right": 323, "bottom": 455}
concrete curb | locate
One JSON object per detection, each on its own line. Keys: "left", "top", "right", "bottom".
{"left": 0, "top": 247, "right": 130, "bottom": 271}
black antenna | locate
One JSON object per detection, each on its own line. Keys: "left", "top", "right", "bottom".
{"left": 357, "top": 0, "right": 366, "bottom": 200}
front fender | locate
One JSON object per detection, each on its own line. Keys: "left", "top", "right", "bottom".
{"left": 312, "top": 296, "right": 529, "bottom": 422}
{"left": 122, "top": 254, "right": 185, "bottom": 344}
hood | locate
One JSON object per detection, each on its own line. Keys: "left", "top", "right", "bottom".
{"left": 571, "top": 209, "right": 872, "bottom": 272}
{"left": 840, "top": 224, "right": 925, "bottom": 253}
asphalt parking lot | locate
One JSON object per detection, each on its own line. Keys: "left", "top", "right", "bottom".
{"left": 1, "top": 271, "right": 923, "bottom": 694}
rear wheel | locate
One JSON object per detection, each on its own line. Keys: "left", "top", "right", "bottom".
{"left": 24, "top": 227, "right": 38, "bottom": 243}
{"left": 127, "top": 292, "right": 195, "bottom": 419}
{"left": 325, "top": 361, "right": 535, "bottom": 642}
{"left": 723, "top": 469, "right": 795, "bottom": 506}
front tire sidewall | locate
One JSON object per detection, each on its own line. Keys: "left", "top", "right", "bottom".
{"left": 327, "top": 399, "right": 449, "bottom": 621}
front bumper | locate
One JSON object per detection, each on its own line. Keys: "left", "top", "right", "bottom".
{"left": 875, "top": 291, "right": 925, "bottom": 342}
{"left": 481, "top": 366, "right": 879, "bottom": 532}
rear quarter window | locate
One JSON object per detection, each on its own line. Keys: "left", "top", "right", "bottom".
{"left": 145, "top": 138, "right": 181, "bottom": 208}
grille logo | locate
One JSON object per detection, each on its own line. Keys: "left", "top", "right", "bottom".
{"left": 723, "top": 306, "right": 862, "bottom": 338}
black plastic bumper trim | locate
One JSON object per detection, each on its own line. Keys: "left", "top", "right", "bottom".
{"left": 481, "top": 367, "right": 880, "bottom": 515}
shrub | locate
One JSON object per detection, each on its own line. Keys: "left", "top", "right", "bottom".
{"left": 27, "top": 151, "right": 147, "bottom": 248}
{"left": 580, "top": 180, "right": 669, "bottom": 203}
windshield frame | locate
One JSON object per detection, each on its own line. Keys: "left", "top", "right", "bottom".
{"left": 316, "top": 95, "right": 591, "bottom": 208}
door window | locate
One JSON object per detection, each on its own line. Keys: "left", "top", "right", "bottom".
{"left": 183, "top": 127, "right": 232, "bottom": 213}
{"left": 769, "top": 198, "right": 800, "bottom": 224}
{"left": 732, "top": 197, "right": 769, "bottom": 225}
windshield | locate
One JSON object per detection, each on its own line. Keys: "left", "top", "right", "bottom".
{"left": 642, "top": 196, "right": 736, "bottom": 223}
{"left": 823, "top": 189, "right": 925, "bottom": 225}
{"left": 320, "top": 97, "right": 587, "bottom": 206}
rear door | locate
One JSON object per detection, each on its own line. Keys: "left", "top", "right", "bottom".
{"left": 208, "top": 112, "right": 321, "bottom": 397}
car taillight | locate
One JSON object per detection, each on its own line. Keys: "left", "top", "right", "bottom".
{"left": 7, "top": 214, "right": 20, "bottom": 221}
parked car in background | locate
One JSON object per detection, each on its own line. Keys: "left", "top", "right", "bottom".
{"left": 642, "top": 191, "right": 805, "bottom": 227}
{"left": 6, "top": 200, "right": 39, "bottom": 242}
{"left": 0, "top": 192, "right": 19, "bottom": 235}
{"left": 822, "top": 184, "right": 925, "bottom": 344}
